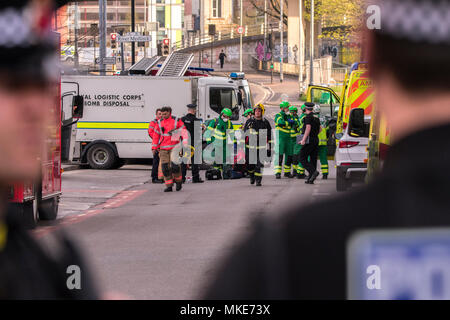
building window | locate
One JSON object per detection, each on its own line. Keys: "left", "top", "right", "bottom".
{"left": 156, "top": 6, "right": 165, "bottom": 28}
{"left": 212, "top": 0, "right": 222, "bottom": 18}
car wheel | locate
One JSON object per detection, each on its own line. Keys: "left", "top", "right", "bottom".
{"left": 87, "top": 143, "right": 117, "bottom": 169}
{"left": 336, "top": 166, "right": 348, "bottom": 192}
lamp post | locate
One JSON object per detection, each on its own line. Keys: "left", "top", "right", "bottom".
{"left": 280, "top": 0, "right": 284, "bottom": 82}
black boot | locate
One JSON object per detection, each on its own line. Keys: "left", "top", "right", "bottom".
{"left": 192, "top": 177, "right": 204, "bottom": 183}
{"left": 250, "top": 175, "right": 255, "bottom": 185}
{"left": 153, "top": 178, "right": 164, "bottom": 184}
{"left": 297, "top": 173, "right": 305, "bottom": 179}
{"left": 256, "top": 178, "right": 262, "bottom": 187}
{"left": 284, "top": 173, "right": 293, "bottom": 178}
{"left": 164, "top": 186, "right": 173, "bottom": 192}
{"left": 275, "top": 173, "right": 281, "bottom": 179}
{"left": 306, "top": 171, "right": 320, "bottom": 184}
{"left": 176, "top": 182, "right": 182, "bottom": 191}
{"left": 322, "top": 174, "right": 328, "bottom": 180}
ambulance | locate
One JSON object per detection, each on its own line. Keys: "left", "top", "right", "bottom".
{"left": 306, "top": 62, "right": 374, "bottom": 191}
{"left": 366, "top": 104, "right": 391, "bottom": 181}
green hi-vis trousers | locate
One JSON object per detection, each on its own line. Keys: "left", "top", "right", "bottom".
{"left": 292, "top": 143, "right": 304, "bottom": 175}
{"left": 274, "top": 133, "right": 293, "bottom": 175}
{"left": 318, "top": 145, "right": 329, "bottom": 175}
{"left": 293, "top": 145, "right": 328, "bottom": 175}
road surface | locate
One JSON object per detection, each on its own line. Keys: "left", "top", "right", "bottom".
{"left": 34, "top": 73, "right": 352, "bottom": 299}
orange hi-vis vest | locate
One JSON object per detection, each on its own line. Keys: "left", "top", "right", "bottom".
{"left": 152, "top": 116, "right": 188, "bottom": 151}
{"left": 148, "top": 118, "right": 159, "bottom": 140}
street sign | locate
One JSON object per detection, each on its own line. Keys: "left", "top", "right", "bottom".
{"left": 146, "top": 22, "right": 159, "bottom": 32}
{"left": 117, "top": 32, "right": 152, "bottom": 43}
{"left": 96, "top": 57, "right": 116, "bottom": 65}
{"left": 237, "top": 26, "right": 244, "bottom": 35}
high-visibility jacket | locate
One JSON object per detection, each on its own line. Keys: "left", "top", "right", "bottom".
{"left": 152, "top": 116, "right": 187, "bottom": 151}
{"left": 319, "top": 126, "right": 328, "bottom": 146}
{"left": 148, "top": 118, "right": 159, "bottom": 140}
{"left": 289, "top": 115, "right": 301, "bottom": 139}
{"left": 204, "top": 117, "right": 233, "bottom": 144}
{"left": 274, "top": 111, "right": 291, "bottom": 138}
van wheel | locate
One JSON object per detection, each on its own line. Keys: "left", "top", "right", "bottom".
{"left": 39, "top": 197, "right": 58, "bottom": 221}
{"left": 336, "top": 167, "right": 349, "bottom": 192}
{"left": 87, "top": 143, "right": 117, "bottom": 169}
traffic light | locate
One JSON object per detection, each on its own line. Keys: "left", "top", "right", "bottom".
{"left": 162, "top": 38, "right": 170, "bottom": 56}
{"left": 111, "top": 33, "right": 117, "bottom": 49}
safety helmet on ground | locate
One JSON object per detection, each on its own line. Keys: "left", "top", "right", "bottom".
{"left": 254, "top": 103, "right": 265, "bottom": 115}
{"left": 221, "top": 108, "right": 232, "bottom": 117}
{"left": 280, "top": 101, "right": 290, "bottom": 109}
{"left": 313, "top": 105, "right": 321, "bottom": 114}
{"left": 289, "top": 106, "right": 298, "bottom": 113}
{"left": 243, "top": 108, "right": 253, "bottom": 117}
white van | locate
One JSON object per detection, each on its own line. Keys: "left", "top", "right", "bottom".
{"left": 61, "top": 73, "right": 253, "bottom": 169}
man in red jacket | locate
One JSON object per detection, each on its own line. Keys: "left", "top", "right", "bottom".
{"left": 152, "top": 107, "right": 187, "bottom": 192}
{"left": 148, "top": 108, "right": 163, "bottom": 184}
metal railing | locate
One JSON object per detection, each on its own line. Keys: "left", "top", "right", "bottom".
{"left": 172, "top": 23, "right": 280, "bottom": 51}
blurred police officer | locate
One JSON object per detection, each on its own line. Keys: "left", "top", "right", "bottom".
{"left": 299, "top": 102, "right": 321, "bottom": 184}
{"left": 203, "top": 0, "right": 450, "bottom": 299}
{"left": 0, "top": 0, "right": 98, "bottom": 299}
{"left": 181, "top": 104, "right": 204, "bottom": 183}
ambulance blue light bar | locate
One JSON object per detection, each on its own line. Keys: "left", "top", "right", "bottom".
{"left": 350, "top": 62, "right": 368, "bottom": 72}
{"left": 230, "top": 72, "right": 245, "bottom": 80}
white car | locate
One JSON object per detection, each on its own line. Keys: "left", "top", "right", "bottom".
{"left": 335, "top": 109, "right": 371, "bottom": 191}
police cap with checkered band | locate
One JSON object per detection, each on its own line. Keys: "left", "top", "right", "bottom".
{"left": 369, "top": 0, "right": 450, "bottom": 92}
{"left": 0, "top": 1, "right": 73, "bottom": 83}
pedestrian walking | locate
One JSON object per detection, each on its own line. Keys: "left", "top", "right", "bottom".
{"left": 148, "top": 108, "right": 164, "bottom": 184}
{"left": 299, "top": 102, "right": 321, "bottom": 184}
{"left": 181, "top": 104, "right": 204, "bottom": 183}
{"left": 219, "top": 50, "right": 227, "bottom": 69}
{"left": 152, "top": 107, "right": 187, "bottom": 192}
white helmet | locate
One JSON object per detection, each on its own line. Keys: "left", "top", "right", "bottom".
{"left": 313, "top": 104, "right": 321, "bottom": 114}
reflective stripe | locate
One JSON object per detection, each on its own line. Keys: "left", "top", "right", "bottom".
{"left": 77, "top": 122, "right": 149, "bottom": 130}
{"left": 165, "top": 179, "right": 174, "bottom": 184}
{"left": 276, "top": 127, "right": 291, "bottom": 133}
{"left": 254, "top": 172, "right": 262, "bottom": 177}
{"left": 160, "top": 144, "right": 178, "bottom": 149}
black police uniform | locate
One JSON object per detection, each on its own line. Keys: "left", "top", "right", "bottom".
{"left": 0, "top": 0, "right": 99, "bottom": 299}
{"left": 181, "top": 107, "right": 202, "bottom": 182}
{"left": 0, "top": 212, "right": 99, "bottom": 299}
{"left": 243, "top": 117, "right": 272, "bottom": 185}
{"left": 203, "top": 124, "right": 450, "bottom": 299}
{"left": 299, "top": 112, "right": 321, "bottom": 180}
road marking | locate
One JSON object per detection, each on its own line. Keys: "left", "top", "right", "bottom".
{"left": 33, "top": 189, "right": 148, "bottom": 239}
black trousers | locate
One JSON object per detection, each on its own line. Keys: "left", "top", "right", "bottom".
{"left": 182, "top": 155, "right": 200, "bottom": 181}
{"left": 246, "top": 148, "right": 264, "bottom": 182}
{"left": 220, "top": 60, "right": 224, "bottom": 69}
{"left": 152, "top": 151, "right": 160, "bottom": 180}
{"left": 300, "top": 142, "right": 319, "bottom": 176}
